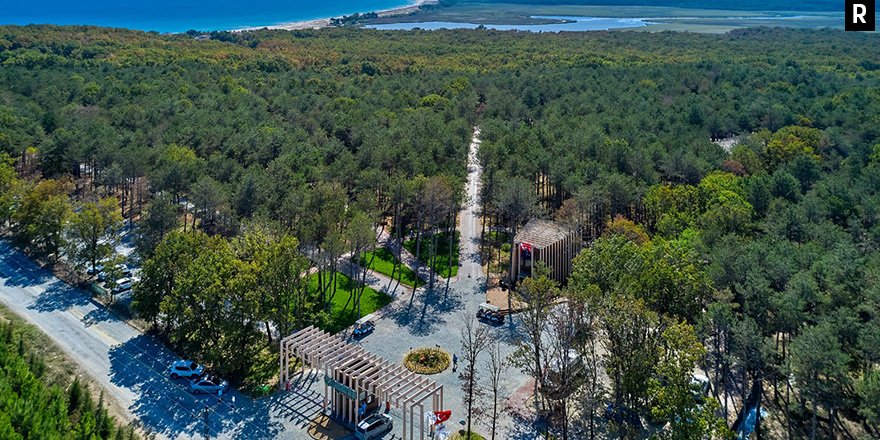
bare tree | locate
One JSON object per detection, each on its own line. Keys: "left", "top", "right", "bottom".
{"left": 460, "top": 313, "right": 491, "bottom": 437}
{"left": 542, "top": 301, "right": 588, "bottom": 440}
{"left": 571, "top": 288, "right": 605, "bottom": 440}
{"left": 509, "top": 264, "right": 558, "bottom": 413}
{"left": 493, "top": 176, "right": 539, "bottom": 283}
{"left": 486, "top": 341, "right": 507, "bottom": 440}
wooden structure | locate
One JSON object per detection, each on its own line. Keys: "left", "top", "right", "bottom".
{"left": 279, "top": 326, "right": 444, "bottom": 440}
{"left": 511, "top": 218, "right": 582, "bottom": 285}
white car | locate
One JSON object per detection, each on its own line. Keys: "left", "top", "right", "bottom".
{"left": 355, "top": 413, "right": 393, "bottom": 439}
{"left": 168, "top": 360, "right": 204, "bottom": 379}
{"left": 190, "top": 375, "right": 228, "bottom": 394}
{"left": 86, "top": 263, "right": 105, "bottom": 276}
{"left": 98, "top": 265, "right": 132, "bottom": 281}
{"left": 110, "top": 277, "right": 134, "bottom": 293}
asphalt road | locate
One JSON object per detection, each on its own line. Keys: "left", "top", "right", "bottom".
{"left": 0, "top": 241, "right": 292, "bottom": 440}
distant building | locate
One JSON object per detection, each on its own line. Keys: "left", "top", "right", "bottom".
{"left": 511, "top": 218, "right": 583, "bottom": 285}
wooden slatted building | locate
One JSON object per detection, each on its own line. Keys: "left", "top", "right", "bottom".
{"left": 510, "top": 218, "right": 583, "bottom": 285}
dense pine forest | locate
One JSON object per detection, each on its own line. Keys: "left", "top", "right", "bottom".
{"left": 0, "top": 25, "right": 879, "bottom": 438}
{"left": 0, "top": 315, "right": 136, "bottom": 439}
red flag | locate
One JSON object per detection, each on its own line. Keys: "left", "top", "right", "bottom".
{"left": 520, "top": 242, "right": 532, "bottom": 252}
{"left": 433, "top": 410, "right": 452, "bottom": 424}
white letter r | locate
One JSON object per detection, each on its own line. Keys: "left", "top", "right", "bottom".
{"left": 854, "top": 4, "right": 867, "bottom": 24}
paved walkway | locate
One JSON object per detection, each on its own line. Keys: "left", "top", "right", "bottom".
{"left": 354, "top": 127, "right": 534, "bottom": 439}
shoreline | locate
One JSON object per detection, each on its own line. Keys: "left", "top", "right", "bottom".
{"left": 235, "top": 0, "right": 436, "bottom": 32}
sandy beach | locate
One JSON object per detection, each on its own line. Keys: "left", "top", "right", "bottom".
{"left": 236, "top": 0, "right": 436, "bottom": 31}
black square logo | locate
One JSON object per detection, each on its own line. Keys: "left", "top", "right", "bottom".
{"left": 846, "top": 0, "right": 875, "bottom": 31}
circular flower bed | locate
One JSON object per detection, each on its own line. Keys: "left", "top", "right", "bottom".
{"left": 404, "top": 348, "right": 450, "bottom": 374}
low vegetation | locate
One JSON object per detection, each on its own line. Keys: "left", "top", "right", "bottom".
{"left": 404, "top": 348, "right": 451, "bottom": 375}
{"left": 318, "top": 272, "right": 392, "bottom": 333}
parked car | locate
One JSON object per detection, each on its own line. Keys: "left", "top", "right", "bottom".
{"left": 477, "top": 303, "right": 504, "bottom": 325}
{"left": 86, "top": 263, "right": 105, "bottom": 276}
{"left": 98, "top": 265, "right": 131, "bottom": 281}
{"left": 352, "top": 315, "right": 376, "bottom": 338}
{"left": 111, "top": 277, "right": 134, "bottom": 294}
{"left": 168, "top": 360, "right": 204, "bottom": 379}
{"left": 605, "top": 403, "right": 642, "bottom": 429}
{"left": 691, "top": 372, "right": 710, "bottom": 404}
{"left": 190, "top": 375, "right": 228, "bottom": 394}
{"left": 355, "top": 413, "right": 393, "bottom": 439}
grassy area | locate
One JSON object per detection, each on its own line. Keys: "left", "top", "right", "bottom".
{"left": 403, "top": 231, "right": 460, "bottom": 278}
{"left": 363, "top": 3, "right": 841, "bottom": 32}
{"left": 310, "top": 272, "right": 393, "bottom": 333}
{"left": 361, "top": 247, "right": 425, "bottom": 287}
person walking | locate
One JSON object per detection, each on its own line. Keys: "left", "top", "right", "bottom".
{"left": 452, "top": 354, "right": 458, "bottom": 372}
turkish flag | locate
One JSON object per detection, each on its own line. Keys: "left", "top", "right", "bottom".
{"left": 433, "top": 410, "right": 452, "bottom": 424}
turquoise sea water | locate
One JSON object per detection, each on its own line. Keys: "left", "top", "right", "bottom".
{"left": 0, "top": 0, "right": 414, "bottom": 33}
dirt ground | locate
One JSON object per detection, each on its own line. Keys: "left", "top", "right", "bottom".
{"left": 307, "top": 414, "right": 351, "bottom": 440}
{"left": 484, "top": 274, "right": 527, "bottom": 312}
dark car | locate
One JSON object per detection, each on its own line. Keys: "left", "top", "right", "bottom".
{"left": 477, "top": 303, "right": 504, "bottom": 325}
{"left": 605, "top": 403, "right": 642, "bottom": 429}
{"left": 352, "top": 314, "right": 376, "bottom": 338}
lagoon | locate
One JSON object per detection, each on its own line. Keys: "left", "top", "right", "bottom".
{"left": 1, "top": 0, "right": 415, "bottom": 33}
{"left": 367, "top": 15, "right": 653, "bottom": 32}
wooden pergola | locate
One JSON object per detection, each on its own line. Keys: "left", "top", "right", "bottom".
{"left": 280, "top": 326, "right": 444, "bottom": 440}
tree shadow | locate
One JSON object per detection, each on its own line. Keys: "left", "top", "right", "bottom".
{"left": 81, "top": 306, "right": 118, "bottom": 327}
{"left": 108, "top": 334, "right": 283, "bottom": 439}
{"left": 27, "top": 281, "right": 92, "bottom": 312}
{"left": 0, "top": 242, "right": 53, "bottom": 288}
{"left": 491, "top": 314, "right": 524, "bottom": 345}
{"left": 382, "top": 287, "right": 466, "bottom": 337}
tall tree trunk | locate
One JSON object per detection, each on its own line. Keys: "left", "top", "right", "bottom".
{"left": 413, "top": 210, "right": 423, "bottom": 296}
{"left": 466, "top": 365, "right": 476, "bottom": 436}
{"left": 811, "top": 399, "right": 817, "bottom": 440}
{"left": 491, "top": 387, "right": 498, "bottom": 440}
{"left": 445, "top": 212, "right": 455, "bottom": 295}
{"left": 784, "top": 333, "right": 792, "bottom": 440}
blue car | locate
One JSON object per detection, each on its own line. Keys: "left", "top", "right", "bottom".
{"left": 353, "top": 315, "right": 376, "bottom": 339}
{"left": 605, "top": 403, "right": 642, "bottom": 429}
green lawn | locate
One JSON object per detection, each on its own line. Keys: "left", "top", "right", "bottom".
{"left": 310, "top": 272, "right": 392, "bottom": 333}
{"left": 362, "top": 247, "right": 425, "bottom": 287}
{"left": 403, "top": 231, "right": 459, "bottom": 278}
